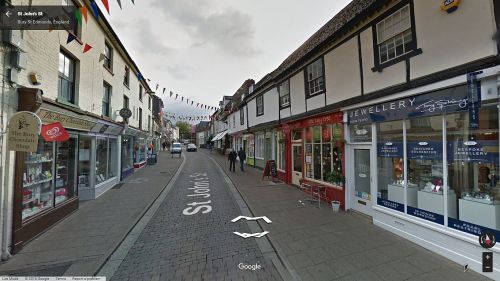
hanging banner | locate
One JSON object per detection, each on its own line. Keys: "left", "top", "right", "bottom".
{"left": 7, "top": 112, "right": 42, "bottom": 152}
{"left": 467, "top": 72, "right": 482, "bottom": 129}
{"left": 41, "top": 122, "right": 70, "bottom": 142}
{"left": 348, "top": 85, "right": 468, "bottom": 125}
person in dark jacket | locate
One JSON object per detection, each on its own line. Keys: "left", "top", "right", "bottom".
{"left": 237, "top": 147, "right": 246, "bottom": 172}
{"left": 228, "top": 149, "right": 237, "bottom": 172}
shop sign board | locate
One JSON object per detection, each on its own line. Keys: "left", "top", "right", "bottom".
{"left": 347, "top": 85, "right": 468, "bottom": 125}
{"left": 448, "top": 217, "right": 500, "bottom": 238}
{"left": 119, "top": 108, "right": 132, "bottom": 119}
{"left": 7, "top": 111, "right": 41, "bottom": 152}
{"left": 91, "top": 122, "right": 123, "bottom": 135}
{"left": 38, "top": 109, "right": 95, "bottom": 131}
{"left": 447, "top": 140, "right": 498, "bottom": 163}
{"left": 407, "top": 206, "right": 444, "bottom": 225}
{"left": 377, "top": 142, "right": 403, "bottom": 158}
{"left": 407, "top": 141, "right": 442, "bottom": 160}
{"left": 467, "top": 72, "right": 482, "bottom": 129}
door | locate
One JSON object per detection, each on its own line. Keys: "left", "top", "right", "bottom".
{"left": 292, "top": 143, "right": 303, "bottom": 186}
{"left": 349, "top": 146, "right": 373, "bottom": 216}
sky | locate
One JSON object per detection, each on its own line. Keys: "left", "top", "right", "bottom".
{"left": 96, "top": 0, "right": 351, "bottom": 121}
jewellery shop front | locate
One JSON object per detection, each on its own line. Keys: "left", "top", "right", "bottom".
{"left": 13, "top": 102, "right": 98, "bottom": 252}
{"left": 345, "top": 72, "right": 500, "bottom": 277}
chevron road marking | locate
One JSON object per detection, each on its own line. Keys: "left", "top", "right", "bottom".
{"left": 233, "top": 231, "right": 270, "bottom": 238}
{"left": 231, "top": 216, "right": 272, "bottom": 224}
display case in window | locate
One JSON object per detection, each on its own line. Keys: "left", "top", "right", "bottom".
{"left": 22, "top": 140, "right": 54, "bottom": 221}
{"left": 55, "top": 137, "right": 77, "bottom": 205}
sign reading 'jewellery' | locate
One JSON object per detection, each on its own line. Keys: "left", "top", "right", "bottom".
{"left": 347, "top": 85, "right": 468, "bottom": 125}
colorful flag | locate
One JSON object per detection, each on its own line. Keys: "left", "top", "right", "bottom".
{"left": 137, "top": 72, "right": 142, "bottom": 80}
{"left": 75, "top": 9, "right": 82, "bottom": 26}
{"left": 80, "top": 7, "right": 88, "bottom": 23}
{"left": 41, "top": 122, "right": 70, "bottom": 142}
{"left": 83, "top": 43, "right": 93, "bottom": 53}
{"left": 101, "top": 0, "right": 110, "bottom": 14}
{"left": 67, "top": 33, "right": 77, "bottom": 44}
{"left": 90, "top": 1, "right": 99, "bottom": 21}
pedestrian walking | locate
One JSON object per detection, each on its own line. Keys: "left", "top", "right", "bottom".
{"left": 237, "top": 147, "right": 246, "bottom": 172}
{"left": 228, "top": 149, "right": 237, "bottom": 172}
{"left": 162, "top": 141, "right": 167, "bottom": 151}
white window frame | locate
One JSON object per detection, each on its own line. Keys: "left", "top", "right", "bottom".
{"left": 255, "top": 134, "right": 265, "bottom": 159}
{"left": 305, "top": 58, "right": 324, "bottom": 97}
{"left": 279, "top": 80, "right": 290, "bottom": 108}
{"left": 376, "top": 4, "right": 413, "bottom": 65}
{"left": 256, "top": 95, "right": 264, "bottom": 116}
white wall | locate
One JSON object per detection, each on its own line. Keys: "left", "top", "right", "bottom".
{"left": 247, "top": 87, "right": 279, "bottom": 127}
{"left": 289, "top": 72, "right": 306, "bottom": 116}
{"left": 325, "top": 37, "right": 362, "bottom": 104}
{"left": 306, "top": 93, "right": 325, "bottom": 111}
{"left": 410, "top": 0, "right": 497, "bottom": 79}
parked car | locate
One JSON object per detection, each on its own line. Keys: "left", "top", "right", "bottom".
{"left": 187, "top": 143, "right": 197, "bottom": 152}
{"left": 183, "top": 140, "right": 189, "bottom": 145}
{"left": 171, "top": 142, "right": 182, "bottom": 158}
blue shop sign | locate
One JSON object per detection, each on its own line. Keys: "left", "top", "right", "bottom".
{"left": 377, "top": 142, "right": 403, "bottom": 158}
{"left": 407, "top": 206, "right": 444, "bottom": 225}
{"left": 407, "top": 141, "right": 442, "bottom": 160}
{"left": 348, "top": 85, "right": 468, "bottom": 125}
{"left": 447, "top": 140, "right": 499, "bottom": 164}
{"left": 377, "top": 198, "right": 404, "bottom": 212}
{"left": 467, "top": 72, "right": 482, "bottom": 129}
{"left": 448, "top": 217, "right": 500, "bottom": 238}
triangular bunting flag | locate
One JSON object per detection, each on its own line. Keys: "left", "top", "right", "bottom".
{"left": 98, "top": 53, "right": 106, "bottom": 62}
{"left": 117, "top": 0, "right": 122, "bottom": 10}
{"left": 75, "top": 9, "right": 82, "bottom": 26}
{"left": 80, "top": 7, "right": 88, "bottom": 23}
{"left": 163, "top": 88, "right": 166, "bottom": 94}
{"left": 156, "top": 84, "right": 159, "bottom": 91}
{"left": 181, "top": 97, "right": 184, "bottom": 102}
{"left": 197, "top": 103, "right": 199, "bottom": 107}
{"left": 137, "top": 72, "right": 142, "bottom": 80}
{"left": 90, "top": 1, "right": 99, "bottom": 21}
{"left": 170, "top": 91, "right": 173, "bottom": 98}
{"left": 175, "top": 94, "right": 178, "bottom": 100}
{"left": 191, "top": 101, "right": 194, "bottom": 106}
{"left": 67, "top": 33, "right": 77, "bottom": 44}
{"left": 131, "top": 0, "right": 135, "bottom": 4}
{"left": 101, "top": 0, "right": 110, "bottom": 15}
{"left": 83, "top": 43, "right": 93, "bottom": 53}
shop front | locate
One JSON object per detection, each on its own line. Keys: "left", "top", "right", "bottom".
{"left": 134, "top": 132, "right": 148, "bottom": 169}
{"left": 243, "top": 133, "right": 254, "bottom": 166}
{"left": 280, "top": 112, "right": 344, "bottom": 206}
{"left": 121, "top": 127, "right": 139, "bottom": 179}
{"left": 345, "top": 71, "right": 500, "bottom": 277}
{"left": 13, "top": 104, "right": 97, "bottom": 253}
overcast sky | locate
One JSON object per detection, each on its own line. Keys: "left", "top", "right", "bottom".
{"left": 97, "top": 0, "right": 351, "bottom": 120}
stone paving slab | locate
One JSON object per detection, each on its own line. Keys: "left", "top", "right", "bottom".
{"left": 0, "top": 152, "right": 182, "bottom": 276}
{"left": 206, "top": 150, "right": 491, "bottom": 281}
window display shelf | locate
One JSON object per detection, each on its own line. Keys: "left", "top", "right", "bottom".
{"left": 459, "top": 199, "right": 500, "bottom": 229}
{"left": 22, "top": 197, "right": 35, "bottom": 205}
{"left": 23, "top": 178, "right": 53, "bottom": 188}
{"left": 417, "top": 190, "right": 457, "bottom": 218}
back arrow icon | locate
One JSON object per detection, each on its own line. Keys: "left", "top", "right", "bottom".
{"left": 5, "top": 11, "right": 11, "bottom": 18}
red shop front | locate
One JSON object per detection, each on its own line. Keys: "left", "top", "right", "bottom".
{"left": 277, "top": 111, "right": 345, "bottom": 209}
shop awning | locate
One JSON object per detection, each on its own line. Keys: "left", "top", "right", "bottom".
{"left": 212, "top": 130, "right": 228, "bottom": 141}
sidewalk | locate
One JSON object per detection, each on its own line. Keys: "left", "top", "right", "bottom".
{"left": 206, "top": 150, "right": 490, "bottom": 281}
{"left": 0, "top": 152, "right": 182, "bottom": 276}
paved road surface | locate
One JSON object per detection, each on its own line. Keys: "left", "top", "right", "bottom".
{"left": 111, "top": 151, "right": 282, "bottom": 280}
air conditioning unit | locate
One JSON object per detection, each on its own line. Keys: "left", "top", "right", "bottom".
{"left": 2, "top": 30, "right": 23, "bottom": 49}
{"left": 11, "top": 51, "right": 27, "bottom": 69}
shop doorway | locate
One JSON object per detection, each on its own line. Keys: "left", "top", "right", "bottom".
{"left": 292, "top": 143, "right": 303, "bottom": 186}
{"left": 348, "top": 145, "right": 373, "bottom": 216}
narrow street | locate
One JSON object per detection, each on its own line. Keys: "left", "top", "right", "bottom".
{"left": 109, "top": 151, "right": 283, "bottom": 280}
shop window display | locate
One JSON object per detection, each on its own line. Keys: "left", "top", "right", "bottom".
{"left": 22, "top": 139, "right": 54, "bottom": 220}
{"left": 305, "top": 125, "right": 343, "bottom": 184}
{"left": 55, "top": 136, "right": 77, "bottom": 205}
{"left": 377, "top": 120, "right": 405, "bottom": 212}
{"left": 406, "top": 116, "right": 446, "bottom": 223}
{"left": 121, "top": 136, "right": 134, "bottom": 172}
{"left": 134, "top": 138, "right": 147, "bottom": 164}
{"left": 349, "top": 124, "right": 372, "bottom": 143}
{"left": 78, "top": 136, "right": 91, "bottom": 189}
{"left": 96, "top": 138, "right": 109, "bottom": 184}
{"left": 108, "top": 138, "right": 118, "bottom": 179}
{"left": 447, "top": 105, "right": 500, "bottom": 232}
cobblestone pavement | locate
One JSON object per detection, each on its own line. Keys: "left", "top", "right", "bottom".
{"left": 111, "top": 151, "right": 282, "bottom": 281}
